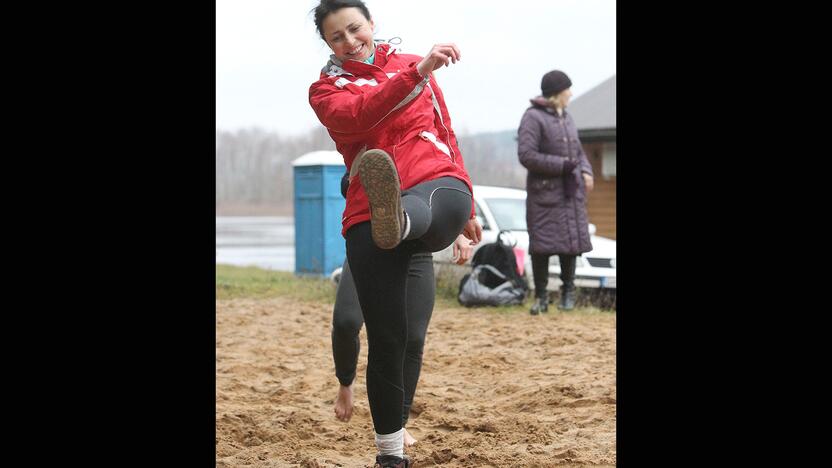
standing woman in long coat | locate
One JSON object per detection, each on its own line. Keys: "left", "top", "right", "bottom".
{"left": 517, "top": 70, "right": 594, "bottom": 313}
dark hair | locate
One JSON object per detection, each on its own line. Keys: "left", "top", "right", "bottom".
{"left": 313, "top": 0, "right": 372, "bottom": 40}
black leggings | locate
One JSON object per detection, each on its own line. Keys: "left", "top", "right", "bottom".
{"left": 531, "top": 253, "right": 577, "bottom": 297}
{"left": 331, "top": 253, "right": 434, "bottom": 426}
{"left": 345, "top": 176, "right": 471, "bottom": 435}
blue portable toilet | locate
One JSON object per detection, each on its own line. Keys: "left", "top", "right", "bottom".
{"left": 291, "top": 150, "right": 347, "bottom": 277}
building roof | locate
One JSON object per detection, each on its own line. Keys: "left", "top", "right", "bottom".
{"left": 291, "top": 150, "right": 344, "bottom": 166}
{"left": 569, "top": 75, "right": 616, "bottom": 137}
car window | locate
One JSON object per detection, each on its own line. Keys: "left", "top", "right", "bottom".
{"left": 483, "top": 198, "right": 527, "bottom": 231}
{"left": 474, "top": 202, "right": 491, "bottom": 230}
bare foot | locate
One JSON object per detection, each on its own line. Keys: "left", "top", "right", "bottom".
{"left": 334, "top": 384, "right": 353, "bottom": 422}
{"left": 403, "top": 428, "right": 417, "bottom": 447}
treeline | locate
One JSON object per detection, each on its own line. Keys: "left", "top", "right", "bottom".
{"left": 455, "top": 130, "right": 527, "bottom": 189}
{"left": 215, "top": 126, "right": 335, "bottom": 214}
{"left": 216, "top": 126, "right": 527, "bottom": 214}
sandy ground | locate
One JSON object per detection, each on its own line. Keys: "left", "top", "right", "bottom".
{"left": 216, "top": 296, "right": 616, "bottom": 467}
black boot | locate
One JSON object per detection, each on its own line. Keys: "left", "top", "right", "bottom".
{"left": 374, "top": 454, "right": 411, "bottom": 467}
{"left": 559, "top": 285, "right": 576, "bottom": 311}
{"left": 558, "top": 255, "right": 577, "bottom": 311}
{"left": 530, "top": 254, "right": 551, "bottom": 315}
{"left": 530, "top": 295, "right": 548, "bottom": 315}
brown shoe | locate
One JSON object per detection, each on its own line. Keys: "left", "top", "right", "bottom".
{"left": 350, "top": 149, "right": 404, "bottom": 249}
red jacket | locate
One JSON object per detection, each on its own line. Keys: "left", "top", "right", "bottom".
{"left": 309, "top": 43, "right": 474, "bottom": 236}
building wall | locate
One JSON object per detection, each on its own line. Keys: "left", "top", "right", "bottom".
{"left": 583, "top": 142, "right": 616, "bottom": 239}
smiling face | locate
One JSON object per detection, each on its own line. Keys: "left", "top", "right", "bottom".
{"left": 321, "top": 7, "right": 375, "bottom": 62}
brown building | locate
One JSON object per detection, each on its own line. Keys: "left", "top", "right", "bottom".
{"left": 570, "top": 75, "right": 616, "bottom": 239}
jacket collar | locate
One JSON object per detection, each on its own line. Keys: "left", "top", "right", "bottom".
{"left": 321, "top": 43, "right": 394, "bottom": 77}
{"left": 529, "top": 96, "right": 567, "bottom": 116}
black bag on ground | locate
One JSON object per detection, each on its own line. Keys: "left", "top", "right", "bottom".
{"left": 458, "top": 231, "right": 529, "bottom": 307}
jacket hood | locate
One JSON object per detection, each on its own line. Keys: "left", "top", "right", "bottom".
{"left": 529, "top": 96, "right": 554, "bottom": 109}
{"left": 529, "top": 96, "right": 568, "bottom": 116}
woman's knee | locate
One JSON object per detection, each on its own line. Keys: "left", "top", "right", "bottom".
{"left": 332, "top": 313, "right": 363, "bottom": 337}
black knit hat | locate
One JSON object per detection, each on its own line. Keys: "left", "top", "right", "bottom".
{"left": 541, "top": 70, "right": 572, "bottom": 98}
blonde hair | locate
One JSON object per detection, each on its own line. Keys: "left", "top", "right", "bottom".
{"left": 547, "top": 94, "right": 565, "bottom": 114}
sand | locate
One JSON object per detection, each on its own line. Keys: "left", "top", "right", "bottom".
{"left": 216, "top": 296, "right": 616, "bottom": 467}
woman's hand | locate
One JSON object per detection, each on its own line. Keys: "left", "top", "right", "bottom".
{"left": 461, "top": 217, "right": 482, "bottom": 245}
{"left": 451, "top": 234, "right": 474, "bottom": 265}
{"left": 417, "top": 43, "right": 461, "bottom": 77}
{"left": 583, "top": 173, "right": 594, "bottom": 192}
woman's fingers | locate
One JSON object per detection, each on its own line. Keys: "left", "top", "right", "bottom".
{"left": 454, "top": 239, "right": 472, "bottom": 264}
{"left": 461, "top": 219, "right": 482, "bottom": 245}
{"left": 425, "top": 43, "right": 461, "bottom": 71}
{"left": 431, "top": 49, "right": 452, "bottom": 66}
{"left": 434, "top": 43, "right": 461, "bottom": 61}
{"left": 471, "top": 220, "right": 482, "bottom": 244}
{"left": 436, "top": 45, "right": 459, "bottom": 63}
{"left": 451, "top": 236, "right": 471, "bottom": 265}
{"left": 434, "top": 52, "right": 450, "bottom": 67}
{"left": 463, "top": 244, "right": 473, "bottom": 262}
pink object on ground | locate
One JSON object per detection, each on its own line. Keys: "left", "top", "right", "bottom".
{"left": 513, "top": 247, "right": 526, "bottom": 276}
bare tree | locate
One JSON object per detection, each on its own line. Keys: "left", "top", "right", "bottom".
{"left": 457, "top": 131, "right": 526, "bottom": 188}
{"left": 216, "top": 126, "right": 335, "bottom": 214}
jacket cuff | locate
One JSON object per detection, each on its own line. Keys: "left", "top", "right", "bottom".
{"left": 410, "top": 62, "right": 430, "bottom": 81}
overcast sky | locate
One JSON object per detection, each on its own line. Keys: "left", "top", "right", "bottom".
{"left": 216, "top": 0, "right": 616, "bottom": 136}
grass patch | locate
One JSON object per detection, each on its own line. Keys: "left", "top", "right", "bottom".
{"left": 434, "top": 263, "right": 466, "bottom": 302}
{"left": 217, "top": 263, "right": 614, "bottom": 316}
{"left": 216, "top": 264, "right": 336, "bottom": 302}
{"left": 434, "top": 262, "right": 615, "bottom": 314}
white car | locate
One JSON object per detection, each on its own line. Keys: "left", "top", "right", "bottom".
{"left": 434, "top": 185, "right": 616, "bottom": 290}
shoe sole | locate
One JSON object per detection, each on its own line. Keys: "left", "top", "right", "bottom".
{"left": 351, "top": 149, "right": 402, "bottom": 249}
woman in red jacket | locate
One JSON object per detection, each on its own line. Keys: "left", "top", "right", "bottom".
{"left": 309, "top": 1, "right": 481, "bottom": 466}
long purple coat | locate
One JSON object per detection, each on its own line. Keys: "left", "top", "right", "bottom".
{"left": 517, "top": 97, "right": 593, "bottom": 256}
